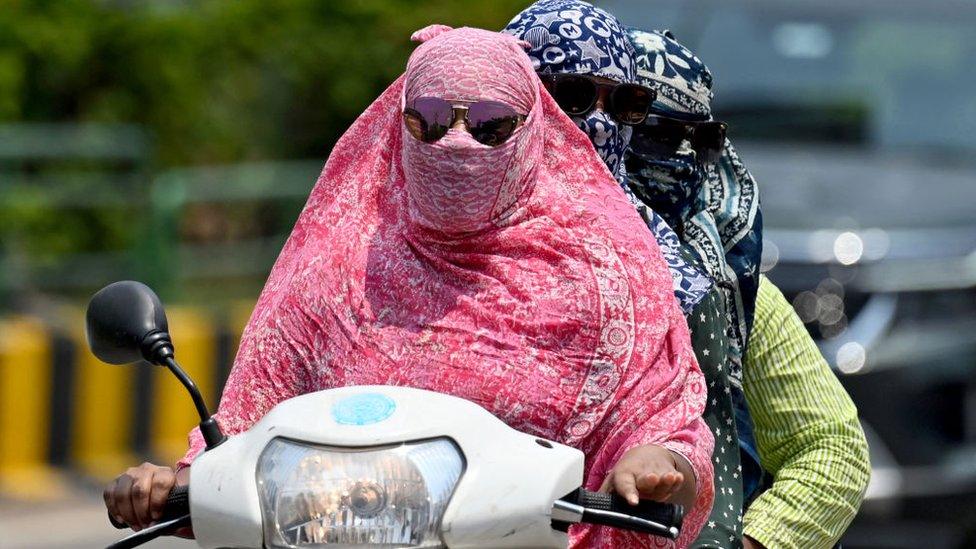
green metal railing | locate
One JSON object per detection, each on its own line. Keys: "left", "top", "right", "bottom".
{"left": 1, "top": 122, "right": 323, "bottom": 308}
{"left": 144, "top": 161, "right": 321, "bottom": 301}
{"left": 0, "top": 123, "right": 152, "bottom": 307}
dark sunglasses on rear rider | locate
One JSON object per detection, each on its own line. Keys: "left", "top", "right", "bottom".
{"left": 539, "top": 74, "right": 656, "bottom": 125}
{"left": 403, "top": 97, "right": 526, "bottom": 147}
{"left": 630, "top": 115, "right": 728, "bottom": 165}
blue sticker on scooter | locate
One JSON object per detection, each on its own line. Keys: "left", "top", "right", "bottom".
{"left": 332, "top": 393, "right": 397, "bottom": 426}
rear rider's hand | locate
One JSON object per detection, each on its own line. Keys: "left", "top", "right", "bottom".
{"left": 103, "top": 462, "right": 177, "bottom": 532}
{"left": 600, "top": 444, "right": 688, "bottom": 505}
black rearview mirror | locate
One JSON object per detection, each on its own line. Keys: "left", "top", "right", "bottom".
{"left": 86, "top": 280, "right": 225, "bottom": 448}
{"left": 86, "top": 280, "right": 169, "bottom": 365}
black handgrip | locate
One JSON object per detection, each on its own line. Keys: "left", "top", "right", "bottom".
{"left": 160, "top": 484, "right": 190, "bottom": 521}
{"left": 567, "top": 488, "right": 684, "bottom": 539}
{"left": 108, "top": 485, "right": 190, "bottom": 530}
{"left": 575, "top": 488, "right": 683, "bottom": 530}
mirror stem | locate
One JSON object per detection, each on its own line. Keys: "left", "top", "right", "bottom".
{"left": 163, "top": 356, "right": 226, "bottom": 449}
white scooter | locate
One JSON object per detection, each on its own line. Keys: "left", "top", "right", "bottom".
{"left": 88, "top": 281, "right": 684, "bottom": 549}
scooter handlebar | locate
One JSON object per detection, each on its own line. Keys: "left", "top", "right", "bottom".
{"left": 564, "top": 488, "right": 684, "bottom": 540}
{"left": 108, "top": 485, "right": 190, "bottom": 530}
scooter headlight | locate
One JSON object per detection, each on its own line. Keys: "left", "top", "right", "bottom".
{"left": 256, "top": 438, "right": 464, "bottom": 548}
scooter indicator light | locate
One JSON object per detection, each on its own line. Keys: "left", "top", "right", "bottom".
{"left": 332, "top": 393, "right": 396, "bottom": 425}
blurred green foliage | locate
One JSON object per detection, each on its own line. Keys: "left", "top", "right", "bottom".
{"left": 0, "top": 0, "right": 528, "bottom": 306}
{"left": 0, "top": 0, "right": 528, "bottom": 164}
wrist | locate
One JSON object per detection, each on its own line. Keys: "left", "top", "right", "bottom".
{"left": 175, "top": 465, "right": 191, "bottom": 486}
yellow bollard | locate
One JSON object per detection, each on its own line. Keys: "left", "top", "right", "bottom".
{"left": 0, "top": 316, "right": 69, "bottom": 499}
{"left": 71, "top": 310, "right": 137, "bottom": 482}
{"left": 150, "top": 306, "right": 216, "bottom": 466}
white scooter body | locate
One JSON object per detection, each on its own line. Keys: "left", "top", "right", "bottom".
{"left": 189, "top": 385, "right": 584, "bottom": 548}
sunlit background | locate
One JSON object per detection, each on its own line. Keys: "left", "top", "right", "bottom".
{"left": 1, "top": 1, "right": 974, "bottom": 548}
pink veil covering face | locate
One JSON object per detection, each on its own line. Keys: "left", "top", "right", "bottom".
{"left": 181, "top": 26, "right": 713, "bottom": 548}
{"left": 401, "top": 24, "right": 541, "bottom": 234}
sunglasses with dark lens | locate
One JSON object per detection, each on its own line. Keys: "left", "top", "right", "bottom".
{"left": 539, "top": 74, "right": 656, "bottom": 125}
{"left": 630, "top": 115, "right": 728, "bottom": 164}
{"left": 403, "top": 97, "right": 526, "bottom": 147}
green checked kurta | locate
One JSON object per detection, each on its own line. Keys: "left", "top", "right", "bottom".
{"left": 741, "top": 277, "right": 871, "bottom": 549}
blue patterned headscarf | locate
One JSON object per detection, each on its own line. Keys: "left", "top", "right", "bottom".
{"left": 504, "top": 0, "right": 636, "bottom": 179}
{"left": 625, "top": 27, "right": 763, "bottom": 383}
{"left": 626, "top": 28, "right": 713, "bottom": 230}
{"left": 504, "top": 1, "right": 712, "bottom": 316}
{"left": 629, "top": 29, "right": 713, "bottom": 119}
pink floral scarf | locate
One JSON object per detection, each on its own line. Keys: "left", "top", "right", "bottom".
{"left": 181, "top": 25, "right": 712, "bottom": 548}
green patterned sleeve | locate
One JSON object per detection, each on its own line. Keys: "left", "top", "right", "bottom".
{"left": 741, "top": 277, "right": 871, "bottom": 549}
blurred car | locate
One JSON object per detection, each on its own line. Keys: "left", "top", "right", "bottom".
{"left": 602, "top": 1, "right": 976, "bottom": 547}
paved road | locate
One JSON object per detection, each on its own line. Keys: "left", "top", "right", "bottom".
{"left": 1, "top": 488, "right": 194, "bottom": 549}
